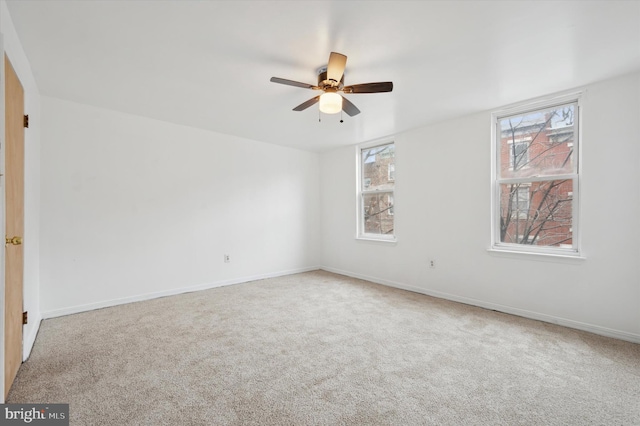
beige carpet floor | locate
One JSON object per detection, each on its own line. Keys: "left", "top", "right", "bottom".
{"left": 7, "top": 270, "right": 640, "bottom": 425}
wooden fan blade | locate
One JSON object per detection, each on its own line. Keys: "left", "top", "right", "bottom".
{"left": 343, "top": 82, "right": 393, "bottom": 94}
{"left": 341, "top": 96, "right": 361, "bottom": 116}
{"left": 293, "top": 96, "right": 321, "bottom": 111}
{"left": 327, "top": 52, "right": 347, "bottom": 83}
{"left": 270, "top": 77, "right": 318, "bottom": 90}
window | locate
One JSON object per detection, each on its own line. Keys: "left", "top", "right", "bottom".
{"left": 358, "top": 142, "right": 395, "bottom": 240}
{"left": 492, "top": 97, "right": 580, "bottom": 255}
{"left": 510, "top": 140, "right": 530, "bottom": 170}
{"left": 510, "top": 185, "right": 530, "bottom": 220}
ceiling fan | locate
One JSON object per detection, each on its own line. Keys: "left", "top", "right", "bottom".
{"left": 270, "top": 52, "right": 393, "bottom": 117}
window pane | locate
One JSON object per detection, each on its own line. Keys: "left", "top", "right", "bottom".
{"left": 499, "top": 180, "right": 573, "bottom": 247}
{"left": 510, "top": 186, "right": 530, "bottom": 219}
{"left": 362, "top": 192, "right": 394, "bottom": 235}
{"left": 362, "top": 144, "right": 395, "bottom": 191}
{"left": 499, "top": 104, "right": 575, "bottom": 178}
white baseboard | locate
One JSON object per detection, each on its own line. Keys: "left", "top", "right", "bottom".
{"left": 22, "top": 312, "right": 42, "bottom": 361}
{"left": 321, "top": 266, "right": 640, "bottom": 344}
{"left": 42, "top": 266, "right": 320, "bottom": 319}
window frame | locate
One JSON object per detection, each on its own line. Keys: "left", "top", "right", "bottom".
{"left": 490, "top": 93, "right": 582, "bottom": 257}
{"left": 356, "top": 140, "right": 396, "bottom": 242}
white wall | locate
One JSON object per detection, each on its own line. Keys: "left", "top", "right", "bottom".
{"left": 320, "top": 72, "right": 640, "bottom": 342}
{"left": 0, "top": 0, "right": 42, "bottom": 400}
{"left": 39, "top": 97, "right": 320, "bottom": 316}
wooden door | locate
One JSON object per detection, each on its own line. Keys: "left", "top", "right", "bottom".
{"left": 4, "top": 54, "right": 24, "bottom": 399}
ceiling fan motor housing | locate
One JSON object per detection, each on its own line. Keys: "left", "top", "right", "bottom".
{"left": 317, "top": 66, "right": 344, "bottom": 90}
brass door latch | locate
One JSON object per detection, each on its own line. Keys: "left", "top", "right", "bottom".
{"left": 5, "top": 236, "right": 22, "bottom": 246}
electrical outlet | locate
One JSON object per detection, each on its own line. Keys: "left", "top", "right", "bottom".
{"left": 429, "top": 259, "right": 436, "bottom": 269}
{"left": 224, "top": 254, "right": 230, "bottom": 263}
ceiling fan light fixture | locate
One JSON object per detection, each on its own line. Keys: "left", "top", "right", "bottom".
{"left": 319, "top": 92, "right": 342, "bottom": 114}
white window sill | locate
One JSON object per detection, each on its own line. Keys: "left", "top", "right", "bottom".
{"left": 487, "top": 247, "right": 585, "bottom": 263}
{"left": 356, "top": 235, "right": 397, "bottom": 245}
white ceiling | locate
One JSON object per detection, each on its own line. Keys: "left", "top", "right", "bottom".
{"left": 5, "top": 0, "right": 640, "bottom": 152}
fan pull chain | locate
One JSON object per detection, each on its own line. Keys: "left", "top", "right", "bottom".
{"left": 340, "top": 109, "right": 344, "bottom": 123}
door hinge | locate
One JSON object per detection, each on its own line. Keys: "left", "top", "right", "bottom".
{"left": 23, "top": 311, "right": 28, "bottom": 325}
{"left": 23, "top": 114, "right": 29, "bottom": 128}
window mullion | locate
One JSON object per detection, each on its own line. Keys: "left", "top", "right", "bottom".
{"left": 361, "top": 189, "right": 394, "bottom": 196}
{"left": 498, "top": 174, "right": 577, "bottom": 185}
